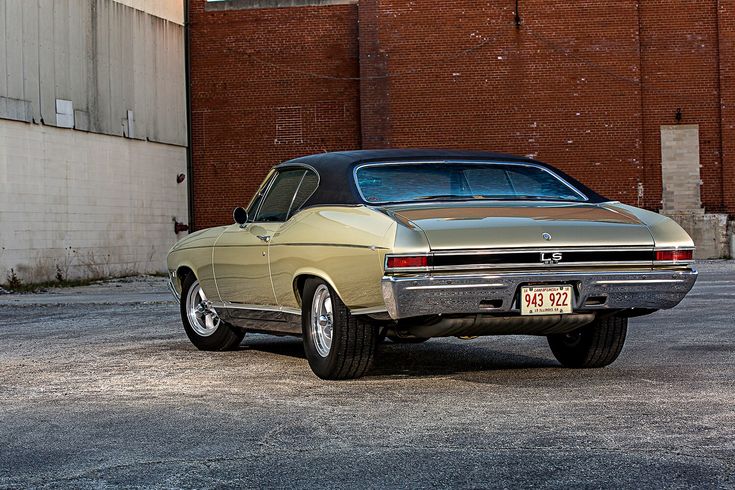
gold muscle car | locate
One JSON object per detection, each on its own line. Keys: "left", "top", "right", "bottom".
{"left": 167, "top": 150, "right": 697, "bottom": 379}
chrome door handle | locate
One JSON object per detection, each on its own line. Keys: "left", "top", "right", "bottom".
{"left": 257, "top": 235, "right": 271, "bottom": 243}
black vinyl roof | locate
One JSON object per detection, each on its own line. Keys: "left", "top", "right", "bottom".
{"left": 276, "top": 149, "right": 608, "bottom": 207}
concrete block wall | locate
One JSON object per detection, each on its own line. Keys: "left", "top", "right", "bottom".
{"left": 660, "top": 125, "right": 702, "bottom": 214}
{"left": 663, "top": 212, "right": 730, "bottom": 259}
{"left": 0, "top": 120, "right": 187, "bottom": 283}
{"left": 0, "top": 0, "right": 188, "bottom": 283}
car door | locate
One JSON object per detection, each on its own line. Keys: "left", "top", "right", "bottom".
{"left": 212, "top": 168, "right": 307, "bottom": 307}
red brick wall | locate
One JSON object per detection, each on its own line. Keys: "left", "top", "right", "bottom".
{"left": 188, "top": 1, "right": 361, "bottom": 229}
{"left": 189, "top": 0, "right": 735, "bottom": 228}
{"left": 358, "top": 0, "right": 645, "bottom": 204}
{"left": 718, "top": 1, "right": 735, "bottom": 214}
{"left": 639, "top": 0, "right": 723, "bottom": 212}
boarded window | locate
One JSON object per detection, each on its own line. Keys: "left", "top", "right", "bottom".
{"left": 660, "top": 125, "right": 701, "bottom": 213}
{"left": 275, "top": 107, "right": 303, "bottom": 145}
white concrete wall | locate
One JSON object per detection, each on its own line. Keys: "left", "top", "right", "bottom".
{"left": 113, "top": 0, "right": 183, "bottom": 24}
{"left": 0, "top": 0, "right": 186, "bottom": 146}
{"left": 0, "top": 120, "right": 187, "bottom": 282}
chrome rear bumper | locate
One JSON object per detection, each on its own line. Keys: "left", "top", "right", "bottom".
{"left": 381, "top": 269, "right": 697, "bottom": 320}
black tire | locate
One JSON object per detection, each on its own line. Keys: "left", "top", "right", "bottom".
{"left": 180, "top": 273, "right": 244, "bottom": 351}
{"left": 548, "top": 314, "right": 627, "bottom": 368}
{"left": 387, "top": 335, "right": 429, "bottom": 344}
{"left": 302, "top": 278, "right": 377, "bottom": 380}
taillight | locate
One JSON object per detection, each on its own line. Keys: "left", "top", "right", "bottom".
{"left": 655, "top": 249, "right": 693, "bottom": 262}
{"left": 386, "top": 255, "right": 429, "bottom": 269}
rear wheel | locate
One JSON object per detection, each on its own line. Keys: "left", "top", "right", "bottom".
{"left": 180, "top": 274, "right": 244, "bottom": 351}
{"left": 302, "top": 278, "right": 377, "bottom": 380}
{"left": 548, "top": 314, "right": 627, "bottom": 368}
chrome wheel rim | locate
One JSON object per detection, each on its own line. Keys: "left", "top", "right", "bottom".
{"left": 310, "top": 284, "right": 333, "bottom": 358}
{"left": 186, "top": 280, "right": 221, "bottom": 337}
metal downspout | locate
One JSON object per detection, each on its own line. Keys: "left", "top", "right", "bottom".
{"left": 184, "top": 0, "right": 195, "bottom": 231}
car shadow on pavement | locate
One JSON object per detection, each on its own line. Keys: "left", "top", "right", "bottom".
{"left": 371, "top": 342, "right": 558, "bottom": 378}
{"left": 241, "top": 335, "right": 307, "bottom": 359}
{"left": 242, "top": 335, "right": 558, "bottom": 378}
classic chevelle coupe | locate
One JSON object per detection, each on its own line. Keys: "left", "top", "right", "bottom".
{"left": 167, "top": 150, "right": 697, "bottom": 379}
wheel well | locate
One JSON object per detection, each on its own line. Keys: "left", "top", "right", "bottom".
{"left": 293, "top": 275, "right": 313, "bottom": 307}
{"left": 176, "top": 266, "right": 195, "bottom": 286}
{"left": 294, "top": 274, "right": 335, "bottom": 308}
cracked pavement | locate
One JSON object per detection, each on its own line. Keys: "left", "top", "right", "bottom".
{"left": 0, "top": 263, "right": 734, "bottom": 488}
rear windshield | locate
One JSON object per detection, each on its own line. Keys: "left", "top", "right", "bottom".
{"left": 355, "top": 162, "right": 587, "bottom": 204}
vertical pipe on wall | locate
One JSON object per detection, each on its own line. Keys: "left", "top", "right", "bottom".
{"left": 184, "top": 0, "right": 194, "bottom": 231}
{"left": 715, "top": 0, "right": 726, "bottom": 214}
{"left": 636, "top": 0, "right": 651, "bottom": 210}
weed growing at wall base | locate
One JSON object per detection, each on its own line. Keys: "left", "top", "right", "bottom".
{"left": 6, "top": 269, "right": 22, "bottom": 290}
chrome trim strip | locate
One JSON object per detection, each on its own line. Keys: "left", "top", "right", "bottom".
{"left": 351, "top": 306, "right": 390, "bottom": 315}
{"left": 593, "top": 279, "right": 685, "bottom": 285}
{"left": 216, "top": 300, "right": 383, "bottom": 318}
{"left": 405, "top": 283, "right": 505, "bottom": 290}
{"left": 250, "top": 172, "right": 278, "bottom": 223}
{"left": 281, "top": 307, "right": 302, "bottom": 316}
{"left": 284, "top": 163, "right": 321, "bottom": 220}
{"left": 653, "top": 260, "right": 696, "bottom": 266}
{"left": 273, "top": 243, "right": 389, "bottom": 250}
{"left": 167, "top": 279, "right": 181, "bottom": 302}
{"left": 429, "top": 261, "right": 656, "bottom": 272}
{"left": 431, "top": 246, "right": 653, "bottom": 255}
{"left": 213, "top": 302, "right": 302, "bottom": 317}
{"left": 353, "top": 160, "right": 589, "bottom": 204}
{"left": 286, "top": 170, "right": 308, "bottom": 220}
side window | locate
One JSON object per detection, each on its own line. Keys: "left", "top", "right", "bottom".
{"left": 289, "top": 170, "right": 319, "bottom": 216}
{"left": 246, "top": 171, "right": 275, "bottom": 220}
{"left": 247, "top": 191, "right": 265, "bottom": 220}
{"left": 255, "top": 169, "right": 306, "bottom": 222}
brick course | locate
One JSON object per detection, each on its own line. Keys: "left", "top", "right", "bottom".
{"left": 189, "top": 0, "right": 735, "bottom": 229}
{"left": 189, "top": 0, "right": 361, "bottom": 228}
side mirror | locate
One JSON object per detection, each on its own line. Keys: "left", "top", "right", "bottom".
{"left": 233, "top": 207, "right": 249, "bottom": 227}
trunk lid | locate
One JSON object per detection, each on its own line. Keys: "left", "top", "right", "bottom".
{"left": 386, "top": 201, "right": 654, "bottom": 250}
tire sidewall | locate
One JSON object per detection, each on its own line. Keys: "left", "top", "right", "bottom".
{"left": 301, "top": 279, "right": 342, "bottom": 378}
{"left": 548, "top": 315, "right": 627, "bottom": 368}
{"left": 180, "top": 274, "right": 241, "bottom": 351}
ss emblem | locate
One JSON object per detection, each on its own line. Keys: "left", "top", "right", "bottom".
{"left": 541, "top": 252, "right": 563, "bottom": 264}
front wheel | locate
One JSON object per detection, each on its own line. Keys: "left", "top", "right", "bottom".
{"left": 302, "top": 278, "right": 377, "bottom": 380}
{"left": 180, "top": 274, "right": 244, "bottom": 351}
{"left": 547, "top": 314, "right": 627, "bottom": 368}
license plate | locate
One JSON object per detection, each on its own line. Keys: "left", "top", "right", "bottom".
{"left": 520, "top": 285, "right": 573, "bottom": 316}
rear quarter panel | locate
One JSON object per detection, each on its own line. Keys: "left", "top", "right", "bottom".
{"left": 269, "top": 206, "right": 400, "bottom": 310}
{"left": 602, "top": 202, "right": 695, "bottom": 249}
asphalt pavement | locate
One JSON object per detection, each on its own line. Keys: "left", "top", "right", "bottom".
{"left": 0, "top": 263, "right": 733, "bottom": 488}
